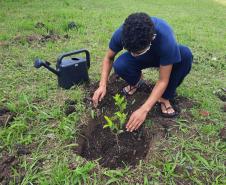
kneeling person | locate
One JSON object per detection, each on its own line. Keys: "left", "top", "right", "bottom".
{"left": 92, "top": 12, "right": 193, "bottom": 132}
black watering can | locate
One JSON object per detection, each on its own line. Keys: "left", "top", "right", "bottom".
{"left": 34, "top": 49, "right": 90, "bottom": 89}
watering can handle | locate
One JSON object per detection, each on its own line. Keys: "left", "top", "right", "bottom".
{"left": 57, "top": 49, "right": 90, "bottom": 69}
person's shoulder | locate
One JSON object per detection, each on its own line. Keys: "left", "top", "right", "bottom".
{"left": 109, "top": 25, "right": 123, "bottom": 53}
{"left": 151, "top": 17, "right": 169, "bottom": 25}
{"left": 151, "top": 17, "right": 173, "bottom": 35}
{"left": 114, "top": 25, "right": 123, "bottom": 35}
{"left": 151, "top": 16, "right": 177, "bottom": 50}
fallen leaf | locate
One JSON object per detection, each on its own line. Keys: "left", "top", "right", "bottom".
{"left": 199, "top": 110, "right": 209, "bottom": 117}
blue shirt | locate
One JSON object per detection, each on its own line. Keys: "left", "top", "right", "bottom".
{"left": 109, "top": 17, "right": 181, "bottom": 66}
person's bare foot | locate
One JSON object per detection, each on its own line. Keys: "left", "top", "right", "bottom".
{"left": 123, "top": 74, "right": 144, "bottom": 95}
{"left": 158, "top": 98, "right": 176, "bottom": 117}
{"left": 123, "top": 84, "right": 138, "bottom": 95}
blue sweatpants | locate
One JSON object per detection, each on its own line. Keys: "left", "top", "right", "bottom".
{"left": 113, "top": 45, "right": 193, "bottom": 100}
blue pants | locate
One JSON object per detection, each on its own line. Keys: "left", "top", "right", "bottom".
{"left": 113, "top": 45, "right": 193, "bottom": 100}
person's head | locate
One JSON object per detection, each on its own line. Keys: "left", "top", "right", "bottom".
{"left": 122, "top": 12, "right": 155, "bottom": 57}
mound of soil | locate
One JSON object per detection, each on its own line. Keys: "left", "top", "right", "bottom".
{"left": 12, "top": 32, "right": 69, "bottom": 45}
{"left": 75, "top": 74, "right": 195, "bottom": 169}
{"left": 0, "top": 108, "right": 14, "bottom": 127}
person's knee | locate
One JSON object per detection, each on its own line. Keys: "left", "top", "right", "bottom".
{"left": 113, "top": 58, "right": 127, "bottom": 76}
{"left": 180, "top": 45, "right": 193, "bottom": 72}
{"left": 181, "top": 46, "right": 193, "bottom": 64}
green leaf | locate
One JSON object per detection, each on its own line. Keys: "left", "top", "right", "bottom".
{"left": 117, "top": 130, "right": 124, "bottom": 134}
{"left": 104, "top": 116, "right": 114, "bottom": 130}
{"left": 103, "top": 124, "right": 110, "bottom": 129}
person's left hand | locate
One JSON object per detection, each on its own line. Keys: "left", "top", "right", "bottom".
{"left": 126, "top": 108, "right": 148, "bottom": 132}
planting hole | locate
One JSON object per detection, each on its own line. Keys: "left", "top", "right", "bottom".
{"left": 75, "top": 75, "right": 195, "bottom": 169}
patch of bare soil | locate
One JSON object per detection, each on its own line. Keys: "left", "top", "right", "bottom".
{"left": 75, "top": 74, "right": 195, "bottom": 169}
{"left": 15, "top": 144, "right": 31, "bottom": 156}
{"left": 0, "top": 152, "right": 25, "bottom": 185}
{"left": 222, "top": 103, "right": 226, "bottom": 112}
{"left": 219, "top": 126, "right": 226, "bottom": 141}
{"left": 0, "top": 108, "right": 14, "bottom": 127}
{"left": 64, "top": 99, "right": 77, "bottom": 116}
{"left": 12, "top": 31, "right": 69, "bottom": 45}
{"left": 215, "top": 88, "right": 226, "bottom": 102}
{"left": 0, "top": 142, "right": 38, "bottom": 184}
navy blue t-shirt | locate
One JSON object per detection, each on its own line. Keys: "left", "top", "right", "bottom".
{"left": 109, "top": 17, "right": 181, "bottom": 66}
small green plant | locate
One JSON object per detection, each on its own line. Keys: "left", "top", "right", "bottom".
{"left": 103, "top": 94, "right": 127, "bottom": 134}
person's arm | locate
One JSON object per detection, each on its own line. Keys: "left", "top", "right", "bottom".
{"left": 99, "top": 48, "right": 117, "bottom": 87}
{"left": 126, "top": 64, "right": 173, "bottom": 131}
{"left": 140, "top": 64, "right": 172, "bottom": 112}
{"left": 92, "top": 48, "right": 116, "bottom": 107}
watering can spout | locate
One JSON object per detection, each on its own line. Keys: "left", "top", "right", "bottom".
{"left": 34, "top": 58, "right": 59, "bottom": 76}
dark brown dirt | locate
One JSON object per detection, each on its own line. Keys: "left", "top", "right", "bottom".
{"left": 222, "top": 103, "right": 226, "bottom": 112}
{"left": 15, "top": 144, "right": 31, "bottom": 156}
{"left": 219, "top": 126, "right": 226, "bottom": 141}
{"left": 215, "top": 89, "right": 226, "bottom": 102}
{"left": 12, "top": 32, "right": 69, "bottom": 45}
{"left": 64, "top": 99, "right": 77, "bottom": 116}
{"left": 0, "top": 108, "right": 14, "bottom": 127}
{"left": 0, "top": 142, "right": 39, "bottom": 184}
{"left": 0, "top": 152, "right": 24, "bottom": 185}
{"left": 25, "top": 33, "right": 61, "bottom": 43}
{"left": 218, "top": 94, "right": 226, "bottom": 102}
{"left": 75, "top": 74, "right": 195, "bottom": 169}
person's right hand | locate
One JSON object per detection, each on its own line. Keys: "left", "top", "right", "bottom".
{"left": 92, "top": 85, "right": 107, "bottom": 107}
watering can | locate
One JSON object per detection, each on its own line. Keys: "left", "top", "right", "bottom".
{"left": 34, "top": 49, "right": 90, "bottom": 89}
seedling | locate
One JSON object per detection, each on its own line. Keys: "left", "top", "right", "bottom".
{"left": 103, "top": 94, "right": 127, "bottom": 134}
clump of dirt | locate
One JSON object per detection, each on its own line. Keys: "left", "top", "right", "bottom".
{"left": 64, "top": 99, "right": 77, "bottom": 116}
{"left": 15, "top": 144, "right": 31, "bottom": 156}
{"left": 26, "top": 33, "right": 60, "bottom": 43}
{"left": 222, "top": 103, "right": 226, "bottom": 112}
{"left": 219, "top": 126, "right": 226, "bottom": 141}
{"left": 12, "top": 31, "right": 69, "bottom": 45}
{"left": 0, "top": 108, "right": 14, "bottom": 127}
{"left": 215, "top": 88, "right": 226, "bottom": 102}
{"left": 75, "top": 74, "right": 195, "bottom": 169}
{"left": 35, "top": 22, "right": 45, "bottom": 29}
{"left": 218, "top": 94, "right": 226, "bottom": 102}
{"left": 0, "top": 152, "right": 25, "bottom": 185}
{"left": 67, "top": 21, "right": 78, "bottom": 30}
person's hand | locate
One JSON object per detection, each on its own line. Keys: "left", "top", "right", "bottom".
{"left": 126, "top": 107, "right": 148, "bottom": 132}
{"left": 92, "top": 85, "right": 107, "bottom": 107}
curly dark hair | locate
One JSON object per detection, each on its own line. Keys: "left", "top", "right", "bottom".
{"left": 122, "top": 12, "right": 155, "bottom": 53}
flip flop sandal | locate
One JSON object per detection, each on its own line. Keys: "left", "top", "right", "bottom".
{"left": 122, "top": 79, "right": 146, "bottom": 96}
{"left": 158, "top": 102, "right": 178, "bottom": 118}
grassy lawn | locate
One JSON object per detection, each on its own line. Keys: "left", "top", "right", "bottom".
{"left": 0, "top": 0, "right": 225, "bottom": 184}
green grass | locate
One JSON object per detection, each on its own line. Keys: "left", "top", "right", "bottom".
{"left": 0, "top": 0, "right": 226, "bottom": 184}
